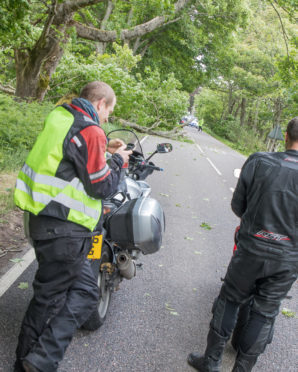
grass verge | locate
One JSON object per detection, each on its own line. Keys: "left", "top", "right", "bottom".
{"left": 0, "top": 172, "right": 17, "bottom": 220}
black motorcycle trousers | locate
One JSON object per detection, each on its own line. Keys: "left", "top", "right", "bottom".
{"left": 210, "top": 249, "right": 297, "bottom": 356}
{"left": 15, "top": 236, "right": 99, "bottom": 372}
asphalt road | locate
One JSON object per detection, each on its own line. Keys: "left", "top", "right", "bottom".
{"left": 0, "top": 127, "right": 297, "bottom": 372}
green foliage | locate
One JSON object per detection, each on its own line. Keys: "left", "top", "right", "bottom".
{"left": 276, "top": 51, "right": 298, "bottom": 87}
{"left": 195, "top": 89, "right": 268, "bottom": 154}
{"left": 193, "top": 1, "right": 297, "bottom": 154}
{"left": 136, "top": 0, "right": 248, "bottom": 92}
{"left": 0, "top": 94, "right": 54, "bottom": 171}
{"left": 0, "top": 0, "right": 296, "bottom": 161}
{"left": 0, "top": 0, "right": 39, "bottom": 47}
{"left": 49, "top": 45, "right": 188, "bottom": 129}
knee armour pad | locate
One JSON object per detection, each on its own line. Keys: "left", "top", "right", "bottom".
{"left": 211, "top": 296, "right": 239, "bottom": 338}
{"left": 239, "top": 311, "right": 274, "bottom": 355}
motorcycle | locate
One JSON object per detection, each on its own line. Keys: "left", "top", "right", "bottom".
{"left": 82, "top": 129, "right": 173, "bottom": 330}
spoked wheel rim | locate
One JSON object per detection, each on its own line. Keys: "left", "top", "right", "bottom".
{"left": 97, "top": 271, "right": 111, "bottom": 318}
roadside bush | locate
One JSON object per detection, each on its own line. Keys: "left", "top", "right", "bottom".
{"left": 0, "top": 94, "right": 54, "bottom": 171}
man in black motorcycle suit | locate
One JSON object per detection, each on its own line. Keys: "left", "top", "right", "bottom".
{"left": 13, "top": 81, "right": 132, "bottom": 372}
{"left": 188, "top": 116, "right": 298, "bottom": 372}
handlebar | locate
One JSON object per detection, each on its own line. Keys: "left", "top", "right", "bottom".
{"left": 146, "top": 164, "right": 163, "bottom": 171}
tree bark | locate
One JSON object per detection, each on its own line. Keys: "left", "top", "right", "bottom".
{"left": 253, "top": 98, "right": 260, "bottom": 130}
{"left": 14, "top": 0, "right": 102, "bottom": 100}
{"left": 72, "top": 0, "right": 189, "bottom": 43}
{"left": 240, "top": 97, "right": 246, "bottom": 126}
{"left": 227, "top": 84, "right": 234, "bottom": 115}
{"left": 0, "top": 83, "right": 15, "bottom": 95}
{"left": 112, "top": 117, "right": 186, "bottom": 140}
{"left": 189, "top": 86, "right": 202, "bottom": 115}
{"left": 96, "top": 0, "right": 114, "bottom": 54}
{"left": 15, "top": 25, "right": 68, "bottom": 101}
{"left": 14, "top": 0, "right": 190, "bottom": 100}
{"left": 273, "top": 97, "right": 283, "bottom": 127}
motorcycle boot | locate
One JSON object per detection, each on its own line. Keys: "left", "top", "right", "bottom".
{"left": 14, "top": 359, "right": 25, "bottom": 372}
{"left": 232, "top": 312, "right": 274, "bottom": 372}
{"left": 187, "top": 327, "right": 228, "bottom": 371}
{"left": 22, "top": 360, "right": 41, "bottom": 372}
{"left": 231, "top": 349, "right": 257, "bottom": 372}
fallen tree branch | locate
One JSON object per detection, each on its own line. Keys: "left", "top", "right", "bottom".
{"left": 0, "top": 83, "right": 15, "bottom": 95}
{"left": 269, "top": 0, "right": 289, "bottom": 57}
{"left": 112, "top": 117, "right": 186, "bottom": 140}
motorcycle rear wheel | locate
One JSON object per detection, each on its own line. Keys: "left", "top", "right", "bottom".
{"left": 82, "top": 245, "right": 113, "bottom": 331}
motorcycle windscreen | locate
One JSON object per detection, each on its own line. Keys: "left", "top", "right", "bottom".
{"left": 106, "top": 129, "right": 143, "bottom": 155}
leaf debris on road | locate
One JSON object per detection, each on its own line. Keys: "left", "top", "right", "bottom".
{"left": 281, "top": 308, "right": 296, "bottom": 318}
{"left": 18, "top": 282, "right": 28, "bottom": 290}
{"left": 165, "top": 303, "right": 179, "bottom": 316}
{"left": 200, "top": 222, "right": 212, "bottom": 230}
{"left": 9, "top": 258, "right": 24, "bottom": 264}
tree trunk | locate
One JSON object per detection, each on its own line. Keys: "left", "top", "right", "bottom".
{"left": 246, "top": 111, "right": 253, "bottom": 128}
{"left": 234, "top": 100, "right": 241, "bottom": 119}
{"left": 13, "top": 0, "right": 105, "bottom": 100}
{"left": 13, "top": 0, "right": 190, "bottom": 100}
{"left": 240, "top": 97, "right": 246, "bottom": 126}
{"left": 273, "top": 97, "right": 283, "bottom": 127}
{"left": 253, "top": 98, "right": 260, "bottom": 130}
{"left": 95, "top": 0, "right": 114, "bottom": 55}
{"left": 189, "top": 86, "right": 202, "bottom": 115}
{"left": 15, "top": 38, "right": 66, "bottom": 101}
{"left": 227, "top": 84, "right": 235, "bottom": 115}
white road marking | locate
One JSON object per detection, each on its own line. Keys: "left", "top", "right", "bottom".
{"left": 0, "top": 247, "right": 35, "bottom": 298}
{"left": 140, "top": 135, "right": 148, "bottom": 145}
{"left": 196, "top": 144, "right": 204, "bottom": 153}
{"left": 0, "top": 135, "right": 154, "bottom": 298}
{"left": 206, "top": 157, "right": 222, "bottom": 176}
{"left": 230, "top": 187, "right": 235, "bottom": 193}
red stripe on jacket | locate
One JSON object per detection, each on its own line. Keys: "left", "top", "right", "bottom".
{"left": 69, "top": 104, "right": 92, "bottom": 119}
{"left": 79, "top": 126, "right": 109, "bottom": 181}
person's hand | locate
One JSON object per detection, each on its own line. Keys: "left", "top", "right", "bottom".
{"left": 107, "top": 138, "right": 125, "bottom": 154}
{"left": 114, "top": 145, "right": 132, "bottom": 164}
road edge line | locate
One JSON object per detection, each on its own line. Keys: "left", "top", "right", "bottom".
{"left": 0, "top": 134, "right": 150, "bottom": 298}
{"left": 196, "top": 144, "right": 204, "bottom": 153}
{"left": 140, "top": 135, "right": 148, "bottom": 145}
{"left": 0, "top": 247, "right": 35, "bottom": 298}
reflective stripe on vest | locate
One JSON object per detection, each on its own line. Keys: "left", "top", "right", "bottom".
{"left": 14, "top": 106, "right": 102, "bottom": 231}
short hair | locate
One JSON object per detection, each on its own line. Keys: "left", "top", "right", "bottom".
{"left": 79, "top": 81, "right": 115, "bottom": 106}
{"left": 286, "top": 117, "right": 298, "bottom": 142}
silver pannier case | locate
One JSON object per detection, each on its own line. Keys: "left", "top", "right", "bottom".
{"left": 106, "top": 197, "right": 165, "bottom": 255}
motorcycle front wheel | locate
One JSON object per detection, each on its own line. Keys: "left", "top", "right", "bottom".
{"left": 81, "top": 244, "right": 113, "bottom": 331}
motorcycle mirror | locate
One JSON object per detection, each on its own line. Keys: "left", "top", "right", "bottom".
{"left": 156, "top": 143, "right": 173, "bottom": 153}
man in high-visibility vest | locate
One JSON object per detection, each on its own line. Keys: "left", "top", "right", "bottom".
{"left": 14, "top": 81, "right": 132, "bottom": 372}
{"left": 188, "top": 117, "right": 298, "bottom": 372}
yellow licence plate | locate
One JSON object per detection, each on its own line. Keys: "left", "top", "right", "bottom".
{"left": 87, "top": 234, "right": 103, "bottom": 259}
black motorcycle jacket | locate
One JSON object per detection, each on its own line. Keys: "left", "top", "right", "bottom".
{"left": 231, "top": 150, "right": 298, "bottom": 261}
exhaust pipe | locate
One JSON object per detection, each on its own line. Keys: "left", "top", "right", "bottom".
{"left": 116, "top": 252, "right": 136, "bottom": 279}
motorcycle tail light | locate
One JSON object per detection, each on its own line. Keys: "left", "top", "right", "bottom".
{"left": 103, "top": 206, "right": 111, "bottom": 215}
